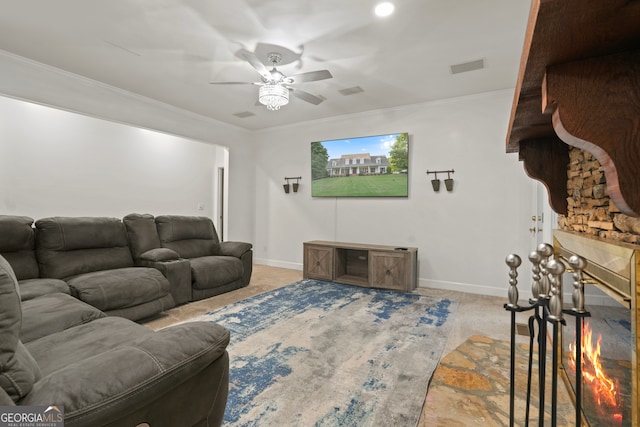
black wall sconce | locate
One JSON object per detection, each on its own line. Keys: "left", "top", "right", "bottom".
{"left": 283, "top": 176, "right": 301, "bottom": 193}
{"left": 426, "top": 169, "right": 455, "bottom": 192}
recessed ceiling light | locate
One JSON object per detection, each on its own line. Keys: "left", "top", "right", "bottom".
{"left": 374, "top": 2, "right": 395, "bottom": 17}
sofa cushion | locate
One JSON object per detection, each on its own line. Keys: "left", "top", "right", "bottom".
{"left": 0, "top": 256, "right": 41, "bottom": 402}
{"left": 18, "top": 278, "right": 70, "bottom": 302}
{"left": 67, "top": 267, "right": 170, "bottom": 312}
{"left": 36, "top": 217, "right": 130, "bottom": 251}
{"left": 0, "top": 215, "right": 39, "bottom": 280}
{"left": 26, "top": 317, "right": 149, "bottom": 375}
{"left": 21, "top": 293, "right": 106, "bottom": 343}
{"left": 0, "top": 251, "right": 39, "bottom": 281}
{"left": 123, "top": 213, "right": 162, "bottom": 259}
{"left": 156, "top": 215, "right": 220, "bottom": 258}
{"left": 35, "top": 217, "right": 134, "bottom": 279}
{"left": 105, "top": 294, "right": 175, "bottom": 321}
{"left": 23, "top": 318, "right": 229, "bottom": 426}
{"left": 190, "top": 256, "right": 243, "bottom": 290}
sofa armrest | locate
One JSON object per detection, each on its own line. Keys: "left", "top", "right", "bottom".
{"left": 139, "top": 248, "right": 180, "bottom": 262}
{"left": 137, "top": 258, "right": 192, "bottom": 305}
{"left": 22, "top": 322, "right": 230, "bottom": 427}
{"left": 0, "top": 387, "right": 15, "bottom": 406}
{"left": 219, "top": 241, "right": 252, "bottom": 258}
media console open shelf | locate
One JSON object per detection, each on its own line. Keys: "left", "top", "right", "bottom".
{"left": 303, "top": 241, "right": 418, "bottom": 292}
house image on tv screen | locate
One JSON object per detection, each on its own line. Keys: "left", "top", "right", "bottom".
{"left": 310, "top": 132, "right": 409, "bottom": 197}
{"left": 326, "top": 153, "right": 389, "bottom": 176}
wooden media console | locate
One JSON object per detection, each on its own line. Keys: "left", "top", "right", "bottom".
{"left": 303, "top": 241, "right": 418, "bottom": 292}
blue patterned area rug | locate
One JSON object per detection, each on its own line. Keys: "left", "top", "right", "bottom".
{"left": 191, "top": 279, "right": 458, "bottom": 426}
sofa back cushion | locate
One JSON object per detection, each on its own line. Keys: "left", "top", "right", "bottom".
{"left": 0, "top": 216, "right": 39, "bottom": 281}
{"left": 155, "top": 216, "right": 220, "bottom": 259}
{"left": 35, "top": 217, "right": 134, "bottom": 279}
{"left": 0, "top": 255, "right": 42, "bottom": 402}
{"left": 123, "top": 213, "right": 162, "bottom": 260}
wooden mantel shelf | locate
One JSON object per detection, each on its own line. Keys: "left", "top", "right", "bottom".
{"left": 507, "top": 0, "right": 640, "bottom": 216}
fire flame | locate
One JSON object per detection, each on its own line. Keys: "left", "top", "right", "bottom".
{"left": 568, "top": 321, "right": 622, "bottom": 422}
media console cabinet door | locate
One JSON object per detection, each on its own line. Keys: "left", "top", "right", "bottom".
{"left": 304, "top": 244, "right": 334, "bottom": 281}
{"left": 369, "top": 251, "right": 410, "bottom": 291}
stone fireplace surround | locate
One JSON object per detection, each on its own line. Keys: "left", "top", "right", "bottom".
{"left": 558, "top": 147, "right": 640, "bottom": 245}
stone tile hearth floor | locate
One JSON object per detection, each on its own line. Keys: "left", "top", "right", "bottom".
{"left": 143, "top": 265, "right": 576, "bottom": 426}
{"left": 421, "top": 335, "right": 575, "bottom": 426}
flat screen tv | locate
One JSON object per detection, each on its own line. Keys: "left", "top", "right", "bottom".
{"left": 311, "top": 132, "right": 409, "bottom": 197}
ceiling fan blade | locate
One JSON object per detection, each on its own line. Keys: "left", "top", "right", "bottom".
{"left": 209, "top": 81, "right": 259, "bottom": 85}
{"left": 287, "top": 70, "right": 333, "bottom": 84}
{"left": 236, "top": 48, "right": 272, "bottom": 81}
{"left": 291, "top": 89, "right": 325, "bottom": 105}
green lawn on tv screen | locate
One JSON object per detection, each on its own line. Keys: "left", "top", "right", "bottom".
{"left": 312, "top": 174, "right": 408, "bottom": 197}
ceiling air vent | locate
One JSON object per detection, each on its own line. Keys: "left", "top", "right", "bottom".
{"left": 339, "top": 86, "right": 364, "bottom": 96}
{"left": 450, "top": 59, "right": 485, "bottom": 74}
{"left": 233, "top": 111, "right": 255, "bottom": 118}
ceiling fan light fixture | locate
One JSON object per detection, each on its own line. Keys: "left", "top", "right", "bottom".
{"left": 374, "top": 2, "right": 395, "bottom": 17}
{"left": 259, "top": 84, "right": 289, "bottom": 111}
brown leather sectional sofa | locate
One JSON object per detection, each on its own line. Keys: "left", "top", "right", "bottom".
{"left": 123, "top": 213, "right": 253, "bottom": 306}
{"left": 0, "top": 214, "right": 253, "bottom": 318}
{"left": 0, "top": 213, "right": 253, "bottom": 426}
{"left": 0, "top": 254, "right": 230, "bottom": 426}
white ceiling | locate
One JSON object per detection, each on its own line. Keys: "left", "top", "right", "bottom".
{"left": 0, "top": 0, "right": 531, "bottom": 131}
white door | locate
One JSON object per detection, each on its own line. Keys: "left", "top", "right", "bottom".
{"left": 217, "top": 167, "right": 225, "bottom": 241}
{"left": 532, "top": 181, "right": 556, "bottom": 248}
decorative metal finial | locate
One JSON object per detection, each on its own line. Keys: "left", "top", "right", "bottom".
{"left": 536, "top": 243, "right": 553, "bottom": 257}
{"left": 568, "top": 255, "right": 587, "bottom": 313}
{"left": 537, "top": 243, "right": 554, "bottom": 298}
{"left": 546, "top": 259, "right": 565, "bottom": 321}
{"left": 505, "top": 253, "right": 522, "bottom": 308}
{"left": 528, "top": 251, "right": 542, "bottom": 299}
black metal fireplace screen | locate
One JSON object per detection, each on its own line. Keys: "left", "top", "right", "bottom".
{"left": 504, "top": 242, "right": 633, "bottom": 427}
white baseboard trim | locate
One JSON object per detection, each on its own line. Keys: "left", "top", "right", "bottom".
{"left": 418, "top": 278, "right": 506, "bottom": 298}
{"left": 254, "top": 262, "right": 628, "bottom": 307}
{"left": 253, "top": 263, "right": 509, "bottom": 298}
{"left": 419, "top": 279, "right": 624, "bottom": 308}
{"left": 254, "top": 258, "right": 303, "bottom": 271}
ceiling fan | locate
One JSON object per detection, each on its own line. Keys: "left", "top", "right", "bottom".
{"left": 210, "top": 49, "right": 332, "bottom": 110}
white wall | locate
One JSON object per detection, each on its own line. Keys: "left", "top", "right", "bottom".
{"left": 253, "top": 90, "right": 535, "bottom": 296}
{"left": 0, "top": 50, "right": 255, "bottom": 242}
{"left": 0, "top": 96, "right": 221, "bottom": 219}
